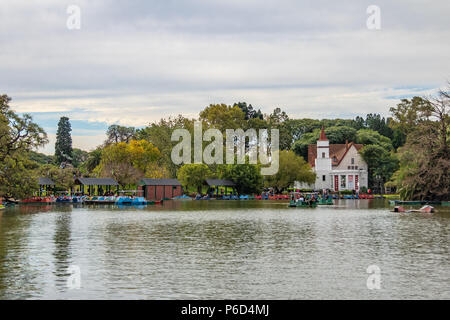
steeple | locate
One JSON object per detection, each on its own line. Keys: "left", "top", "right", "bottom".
{"left": 319, "top": 126, "right": 328, "bottom": 141}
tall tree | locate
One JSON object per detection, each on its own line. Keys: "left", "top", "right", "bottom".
{"left": 137, "top": 115, "right": 194, "bottom": 177}
{"left": 105, "top": 125, "right": 136, "bottom": 144}
{"left": 264, "top": 150, "right": 316, "bottom": 193}
{"left": 95, "top": 140, "right": 161, "bottom": 187}
{"left": 388, "top": 87, "right": 449, "bottom": 200}
{"left": 218, "top": 163, "right": 262, "bottom": 195}
{"left": 0, "top": 95, "right": 48, "bottom": 162}
{"left": 0, "top": 94, "right": 48, "bottom": 199}
{"left": 177, "top": 164, "right": 212, "bottom": 193}
{"left": 234, "top": 102, "right": 263, "bottom": 120}
{"left": 55, "top": 117, "right": 73, "bottom": 165}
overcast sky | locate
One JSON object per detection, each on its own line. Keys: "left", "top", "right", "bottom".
{"left": 1, "top": 0, "right": 449, "bottom": 153}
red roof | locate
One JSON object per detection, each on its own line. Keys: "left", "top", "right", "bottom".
{"left": 318, "top": 126, "right": 328, "bottom": 141}
{"left": 308, "top": 142, "right": 363, "bottom": 167}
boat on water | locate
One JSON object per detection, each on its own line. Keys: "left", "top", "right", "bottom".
{"left": 84, "top": 196, "right": 116, "bottom": 204}
{"left": 22, "top": 196, "right": 55, "bottom": 204}
{"left": 392, "top": 205, "right": 435, "bottom": 213}
{"left": 288, "top": 199, "right": 318, "bottom": 208}
{"left": 288, "top": 192, "right": 318, "bottom": 208}
{"left": 389, "top": 200, "right": 443, "bottom": 206}
{"left": 172, "top": 195, "right": 192, "bottom": 200}
{"left": 317, "top": 197, "right": 334, "bottom": 205}
{"left": 115, "top": 196, "right": 147, "bottom": 205}
{"left": 0, "top": 204, "right": 5, "bottom": 210}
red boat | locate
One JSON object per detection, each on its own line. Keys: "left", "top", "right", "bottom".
{"left": 21, "top": 196, "right": 55, "bottom": 203}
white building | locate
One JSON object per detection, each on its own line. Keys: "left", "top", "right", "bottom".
{"left": 295, "top": 127, "right": 368, "bottom": 192}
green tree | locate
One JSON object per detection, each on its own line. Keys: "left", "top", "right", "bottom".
{"left": 233, "top": 102, "right": 263, "bottom": 120}
{"left": 80, "top": 147, "right": 103, "bottom": 174}
{"left": 177, "top": 164, "right": 212, "bottom": 193}
{"left": 0, "top": 95, "right": 48, "bottom": 163}
{"left": 286, "top": 119, "right": 322, "bottom": 142}
{"left": 72, "top": 148, "right": 89, "bottom": 168}
{"left": 388, "top": 87, "right": 449, "bottom": 200}
{"left": 389, "top": 97, "right": 431, "bottom": 139}
{"left": 292, "top": 130, "right": 320, "bottom": 159}
{"left": 137, "top": 115, "right": 195, "bottom": 177}
{"left": 324, "top": 126, "right": 357, "bottom": 144}
{"left": 55, "top": 117, "right": 73, "bottom": 165}
{"left": 292, "top": 126, "right": 357, "bottom": 159}
{"left": 364, "top": 113, "right": 394, "bottom": 139}
{"left": 264, "top": 150, "right": 316, "bottom": 193}
{"left": 105, "top": 125, "right": 136, "bottom": 144}
{"left": 218, "top": 163, "right": 262, "bottom": 195}
{"left": 27, "top": 151, "right": 55, "bottom": 165}
{"left": 356, "top": 129, "right": 393, "bottom": 151}
{"left": 268, "top": 107, "right": 292, "bottom": 150}
{"left": 95, "top": 140, "right": 161, "bottom": 187}
{"left": 38, "top": 164, "right": 77, "bottom": 192}
{"left": 0, "top": 94, "right": 48, "bottom": 199}
{"left": 199, "top": 104, "right": 246, "bottom": 132}
{"left": 359, "top": 145, "right": 399, "bottom": 194}
{"left": 0, "top": 156, "right": 40, "bottom": 199}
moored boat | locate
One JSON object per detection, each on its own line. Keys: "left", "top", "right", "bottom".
{"left": 390, "top": 200, "right": 442, "bottom": 206}
{"left": 288, "top": 199, "right": 318, "bottom": 208}
{"left": 22, "top": 196, "right": 55, "bottom": 204}
{"left": 115, "top": 196, "right": 147, "bottom": 205}
{"left": 172, "top": 195, "right": 192, "bottom": 200}
{"left": 317, "top": 197, "right": 334, "bottom": 205}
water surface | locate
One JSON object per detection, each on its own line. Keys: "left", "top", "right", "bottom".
{"left": 0, "top": 200, "right": 448, "bottom": 299}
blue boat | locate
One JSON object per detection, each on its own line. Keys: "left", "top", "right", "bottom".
{"left": 115, "top": 196, "right": 133, "bottom": 205}
{"left": 132, "top": 197, "right": 147, "bottom": 205}
{"left": 172, "top": 195, "right": 192, "bottom": 200}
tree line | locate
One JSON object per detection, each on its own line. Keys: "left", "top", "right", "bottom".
{"left": 0, "top": 86, "right": 448, "bottom": 200}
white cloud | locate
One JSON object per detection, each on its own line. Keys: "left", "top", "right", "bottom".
{"left": 1, "top": 0, "right": 449, "bottom": 134}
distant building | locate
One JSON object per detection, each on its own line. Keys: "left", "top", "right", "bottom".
{"left": 295, "top": 127, "right": 368, "bottom": 192}
{"left": 138, "top": 179, "right": 183, "bottom": 201}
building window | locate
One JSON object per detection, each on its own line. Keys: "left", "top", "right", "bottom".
{"left": 348, "top": 175, "right": 354, "bottom": 189}
{"left": 322, "top": 175, "right": 326, "bottom": 181}
{"left": 351, "top": 158, "right": 355, "bottom": 164}
{"left": 322, "top": 152, "right": 325, "bottom": 158}
{"left": 348, "top": 166, "right": 351, "bottom": 169}
{"left": 355, "top": 166, "right": 358, "bottom": 169}
{"left": 340, "top": 175, "right": 346, "bottom": 188}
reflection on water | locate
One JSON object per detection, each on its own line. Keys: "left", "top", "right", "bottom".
{"left": 0, "top": 200, "right": 449, "bottom": 299}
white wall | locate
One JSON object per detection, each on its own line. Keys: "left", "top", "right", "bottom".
{"left": 334, "top": 145, "right": 368, "bottom": 171}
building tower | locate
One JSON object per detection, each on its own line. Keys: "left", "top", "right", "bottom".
{"left": 314, "top": 127, "right": 332, "bottom": 190}
{"left": 315, "top": 127, "right": 331, "bottom": 170}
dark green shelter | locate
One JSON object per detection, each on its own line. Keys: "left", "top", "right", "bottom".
{"left": 205, "top": 179, "right": 236, "bottom": 196}
{"left": 38, "top": 177, "right": 56, "bottom": 196}
{"left": 74, "top": 177, "right": 119, "bottom": 196}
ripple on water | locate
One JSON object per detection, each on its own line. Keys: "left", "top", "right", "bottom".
{"left": 0, "top": 200, "right": 449, "bottom": 299}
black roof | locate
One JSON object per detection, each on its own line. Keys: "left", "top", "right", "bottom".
{"left": 139, "top": 178, "right": 182, "bottom": 186}
{"left": 205, "top": 179, "right": 236, "bottom": 186}
{"left": 38, "top": 177, "right": 55, "bottom": 186}
{"left": 75, "top": 177, "right": 118, "bottom": 186}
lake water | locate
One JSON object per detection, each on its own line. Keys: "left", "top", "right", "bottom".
{"left": 0, "top": 200, "right": 449, "bottom": 299}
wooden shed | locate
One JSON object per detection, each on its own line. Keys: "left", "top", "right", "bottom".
{"left": 138, "top": 179, "right": 183, "bottom": 201}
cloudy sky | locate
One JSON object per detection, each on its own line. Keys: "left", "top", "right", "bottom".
{"left": 1, "top": 0, "right": 449, "bottom": 154}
